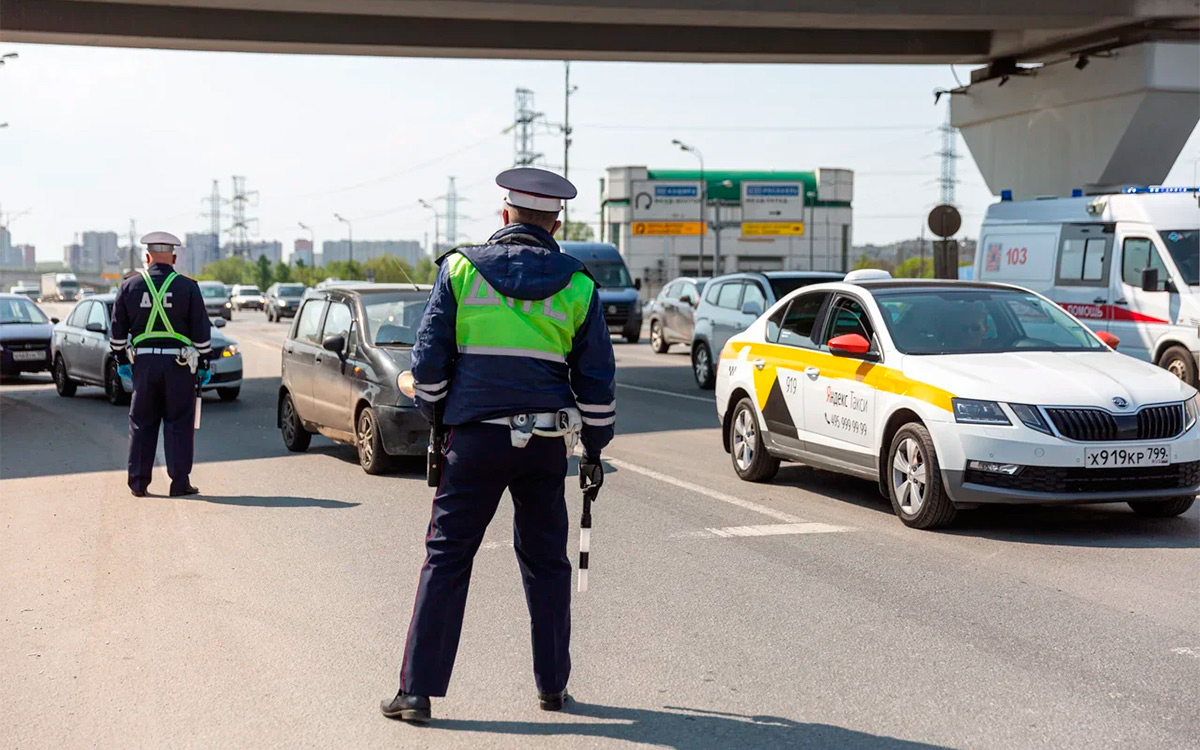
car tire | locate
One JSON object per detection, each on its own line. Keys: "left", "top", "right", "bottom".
{"left": 623, "top": 323, "right": 641, "bottom": 344}
{"left": 53, "top": 354, "right": 77, "bottom": 398}
{"left": 1157, "top": 345, "right": 1197, "bottom": 387}
{"left": 650, "top": 321, "right": 671, "bottom": 353}
{"left": 356, "top": 406, "right": 393, "bottom": 475}
{"left": 886, "top": 423, "right": 956, "bottom": 530}
{"left": 266, "top": 307, "right": 274, "bottom": 322}
{"left": 692, "top": 342, "right": 715, "bottom": 390}
{"left": 104, "top": 358, "right": 131, "bottom": 406}
{"left": 728, "top": 397, "right": 780, "bottom": 483}
{"left": 217, "top": 386, "right": 240, "bottom": 402}
{"left": 1128, "top": 496, "right": 1195, "bottom": 517}
{"left": 279, "top": 392, "right": 311, "bottom": 452}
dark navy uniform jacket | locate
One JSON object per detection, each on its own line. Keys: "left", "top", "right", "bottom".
{"left": 411, "top": 224, "right": 617, "bottom": 457}
{"left": 109, "top": 263, "right": 213, "bottom": 365}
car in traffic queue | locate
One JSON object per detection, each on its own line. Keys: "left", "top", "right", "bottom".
{"left": 0, "top": 293, "right": 56, "bottom": 377}
{"left": 277, "top": 283, "right": 432, "bottom": 474}
{"left": 231, "top": 284, "right": 266, "bottom": 311}
{"left": 561, "top": 242, "right": 644, "bottom": 343}
{"left": 647, "top": 276, "right": 707, "bottom": 354}
{"left": 8, "top": 283, "right": 42, "bottom": 302}
{"left": 265, "top": 282, "right": 307, "bottom": 322}
{"left": 715, "top": 272, "right": 1200, "bottom": 529}
{"left": 51, "top": 293, "right": 244, "bottom": 404}
{"left": 692, "top": 271, "right": 843, "bottom": 390}
{"left": 199, "top": 280, "right": 233, "bottom": 320}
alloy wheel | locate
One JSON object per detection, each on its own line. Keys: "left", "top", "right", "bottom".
{"left": 732, "top": 407, "right": 756, "bottom": 471}
{"left": 358, "top": 412, "right": 374, "bottom": 466}
{"left": 281, "top": 399, "right": 296, "bottom": 444}
{"left": 694, "top": 346, "right": 710, "bottom": 383}
{"left": 891, "top": 437, "right": 928, "bottom": 516}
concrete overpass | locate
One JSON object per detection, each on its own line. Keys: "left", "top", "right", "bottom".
{"left": 3, "top": 1, "right": 1198, "bottom": 197}
{"left": 2, "top": 1, "right": 1196, "bottom": 64}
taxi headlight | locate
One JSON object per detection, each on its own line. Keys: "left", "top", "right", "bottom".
{"left": 952, "top": 398, "right": 1011, "bottom": 426}
{"left": 222, "top": 344, "right": 239, "bottom": 358}
{"left": 397, "top": 370, "right": 416, "bottom": 398}
{"left": 1185, "top": 395, "right": 1199, "bottom": 431}
{"left": 1009, "top": 403, "right": 1052, "bottom": 435}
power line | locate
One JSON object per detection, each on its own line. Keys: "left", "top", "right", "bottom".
{"left": 574, "top": 124, "right": 930, "bottom": 132}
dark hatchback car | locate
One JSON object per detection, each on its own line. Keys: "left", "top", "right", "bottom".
{"left": 0, "top": 293, "right": 56, "bottom": 377}
{"left": 265, "top": 282, "right": 307, "bottom": 322}
{"left": 646, "top": 276, "right": 707, "bottom": 354}
{"left": 278, "top": 284, "right": 432, "bottom": 474}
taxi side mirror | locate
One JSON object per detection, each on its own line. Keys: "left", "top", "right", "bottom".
{"left": 322, "top": 334, "right": 346, "bottom": 356}
{"left": 828, "top": 333, "right": 877, "bottom": 361}
{"left": 1096, "top": 331, "right": 1120, "bottom": 349}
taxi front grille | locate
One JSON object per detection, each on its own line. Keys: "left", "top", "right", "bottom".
{"left": 965, "top": 461, "right": 1200, "bottom": 494}
{"left": 1045, "top": 404, "right": 1184, "bottom": 442}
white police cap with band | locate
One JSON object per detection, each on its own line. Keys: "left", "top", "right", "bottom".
{"left": 497, "top": 167, "right": 577, "bottom": 213}
{"left": 141, "top": 231, "right": 182, "bottom": 251}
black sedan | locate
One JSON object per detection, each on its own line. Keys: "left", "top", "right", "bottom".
{"left": 277, "top": 283, "right": 432, "bottom": 474}
{"left": 0, "top": 293, "right": 56, "bottom": 377}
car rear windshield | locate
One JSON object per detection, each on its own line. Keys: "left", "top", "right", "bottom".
{"left": 200, "top": 286, "right": 226, "bottom": 298}
{"left": 874, "top": 288, "right": 1104, "bottom": 355}
{"left": 582, "top": 260, "right": 632, "bottom": 289}
{"left": 363, "top": 291, "right": 431, "bottom": 346}
{"left": 1161, "top": 229, "right": 1199, "bottom": 286}
{"left": 767, "top": 277, "right": 834, "bottom": 298}
{"left": 0, "top": 298, "right": 49, "bottom": 325}
{"left": 278, "top": 284, "right": 306, "bottom": 296}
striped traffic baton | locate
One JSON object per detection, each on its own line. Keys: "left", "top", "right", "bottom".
{"left": 577, "top": 456, "right": 603, "bottom": 592}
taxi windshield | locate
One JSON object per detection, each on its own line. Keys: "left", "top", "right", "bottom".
{"left": 0, "top": 298, "right": 49, "bottom": 324}
{"left": 363, "top": 291, "right": 431, "bottom": 347}
{"left": 874, "top": 288, "right": 1105, "bottom": 355}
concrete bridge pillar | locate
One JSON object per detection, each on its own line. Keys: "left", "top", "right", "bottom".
{"left": 951, "top": 42, "right": 1199, "bottom": 199}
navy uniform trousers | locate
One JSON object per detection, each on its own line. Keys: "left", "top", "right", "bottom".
{"left": 399, "top": 422, "right": 572, "bottom": 697}
{"left": 128, "top": 353, "right": 196, "bottom": 495}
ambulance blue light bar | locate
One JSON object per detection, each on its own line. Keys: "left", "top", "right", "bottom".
{"left": 1121, "top": 186, "right": 1199, "bottom": 194}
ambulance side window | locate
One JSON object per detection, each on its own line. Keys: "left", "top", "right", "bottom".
{"left": 1056, "top": 229, "right": 1110, "bottom": 286}
{"left": 1121, "top": 238, "right": 1168, "bottom": 290}
{"left": 775, "top": 292, "right": 831, "bottom": 349}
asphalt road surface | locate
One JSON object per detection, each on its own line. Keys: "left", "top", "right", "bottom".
{"left": 2, "top": 306, "right": 1197, "bottom": 749}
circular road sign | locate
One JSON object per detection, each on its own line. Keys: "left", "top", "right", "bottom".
{"left": 927, "top": 204, "right": 962, "bottom": 238}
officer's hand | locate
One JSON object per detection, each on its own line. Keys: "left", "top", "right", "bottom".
{"left": 116, "top": 363, "right": 132, "bottom": 380}
{"left": 197, "top": 368, "right": 212, "bottom": 387}
{"left": 579, "top": 455, "right": 603, "bottom": 492}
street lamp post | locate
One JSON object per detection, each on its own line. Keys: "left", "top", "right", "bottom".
{"left": 333, "top": 213, "right": 353, "bottom": 267}
{"left": 672, "top": 139, "right": 708, "bottom": 276}
{"left": 298, "top": 221, "right": 314, "bottom": 265}
{"left": 418, "top": 200, "right": 441, "bottom": 256}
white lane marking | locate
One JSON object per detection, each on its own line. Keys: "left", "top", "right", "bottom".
{"left": 616, "top": 383, "right": 713, "bottom": 404}
{"left": 1171, "top": 647, "right": 1200, "bottom": 659}
{"left": 604, "top": 456, "right": 805, "bottom": 524}
{"left": 705, "top": 522, "right": 850, "bottom": 537}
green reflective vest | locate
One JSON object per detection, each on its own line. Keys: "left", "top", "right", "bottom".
{"left": 447, "top": 253, "right": 594, "bottom": 363}
{"left": 131, "top": 271, "right": 194, "bottom": 347}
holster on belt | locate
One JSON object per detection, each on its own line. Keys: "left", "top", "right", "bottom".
{"left": 488, "top": 408, "right": 582, "bottom": 455}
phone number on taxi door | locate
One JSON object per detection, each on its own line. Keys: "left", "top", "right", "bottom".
{"left": 824, "top": 413, "right": 869, "bottom": 436}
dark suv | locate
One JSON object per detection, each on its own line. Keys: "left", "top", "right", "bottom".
{"left": 690, "top": 271, "right": 843, "bottom": 389}
{"left": 265, "top": 282, "right": 307, "bottom": 322}
{"left": 277, "top": 284, "right": 432, "bottom": 474}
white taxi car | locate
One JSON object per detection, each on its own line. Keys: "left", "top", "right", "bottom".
{"left": 715, "top": 274, "right": 1200, "bottom": 529}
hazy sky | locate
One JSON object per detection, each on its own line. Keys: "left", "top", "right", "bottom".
{"left": 2, "top": 43, "right": 1198, "bottom": 263}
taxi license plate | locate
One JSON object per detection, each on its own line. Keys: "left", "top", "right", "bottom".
{"left": 1084, "top": 446, "right": 1170, "bottom": 469}
{"left": 12, "top": 350, "right": 46, "bottom": 361}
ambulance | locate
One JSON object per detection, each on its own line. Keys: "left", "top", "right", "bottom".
{"left": 975, "top": 187, "right": 1200, "bottom": 386}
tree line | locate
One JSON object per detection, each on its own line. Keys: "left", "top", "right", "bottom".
{"left": 196, "top": 254, "right": 440, "bottom": 289}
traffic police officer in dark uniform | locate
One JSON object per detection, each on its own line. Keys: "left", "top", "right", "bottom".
{"left": 109, "top": 232, "right": 213, "bottom": 498}
{"left": 382, "top": 168, "right": 616, "bottom": 723}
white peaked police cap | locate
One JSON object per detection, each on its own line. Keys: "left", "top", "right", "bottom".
{"left": 497, "top": 167, "right": 577, "bottom": 213}
{"left": 141, "top": 231, "right": 182, "bottom": 251}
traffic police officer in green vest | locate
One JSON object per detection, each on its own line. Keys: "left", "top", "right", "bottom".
{"left": 382, "top": 168, "right": 616, "bottom": 723}
{"left": 110, "top": 232, "right": 214, "bottom": 497}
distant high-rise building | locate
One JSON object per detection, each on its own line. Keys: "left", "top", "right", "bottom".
{"left": 183, "top": 233, "right": 220, "bottom": 276}
{"left": 243, "top": 240, "right": 283, "bottom": 265}
{"left": 321, "top": 239, "right": 422, "bottom": 266}
{"left": 19, "top": 245, "right": 36, "bottom": 268}
{"left": 292, "top": 238, "right": 314, "bottom": 267}
{"left": 81, "top": 231, "right": 120, "bottom": 274}
{"left": 64, "top": 243, "right": 82, "bottom": 269}
{"left": 0, "top": 226, "right": 15, "bottom": 267}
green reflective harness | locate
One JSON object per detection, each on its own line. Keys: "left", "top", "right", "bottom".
{"left": 131, "top": 271, "right": 193, "bottom": 347}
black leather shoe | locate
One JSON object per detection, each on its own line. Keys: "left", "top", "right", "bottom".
{"left": 169, "top": 485, "right": 200, "bottom": 497}
{"left": 130, "top": 488, "right": 146, "bottom": 498}
{"left": 538, "top": 689, "right": 569, "bottom": 711}
{"left": 380, "top": 692, "right": 431, "bottom": 723}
